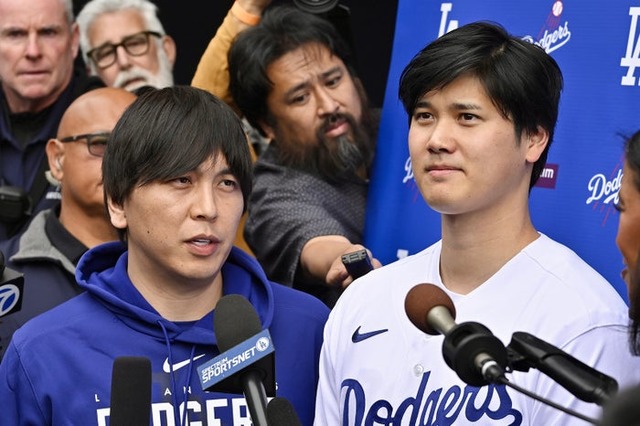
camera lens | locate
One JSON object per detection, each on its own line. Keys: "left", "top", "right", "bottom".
{"left": 292, "top": 0, "right": 339, "bottom": 14}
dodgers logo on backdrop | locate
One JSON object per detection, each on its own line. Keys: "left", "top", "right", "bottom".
{"left": 522, "top": 0, "right": 571, "bottom": 53}
{"left": 585, "top": 160, "right": 622, "bottom": 226}
{"left": 621, "top": 7, "right": 640, "bottom": 86}
{"left": 438, "top": 3, "right": 458, "bottom": 37}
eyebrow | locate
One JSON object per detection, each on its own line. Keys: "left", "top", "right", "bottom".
{"left": 1, "top": 23, "right": 62, "bottom": 35}
{"left": 414, "top": 99, "right": 483, "bottom": 111}
{"left": 282, "top": 65, "right": 343, "bottom": 99}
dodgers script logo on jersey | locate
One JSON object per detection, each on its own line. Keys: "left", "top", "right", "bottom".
{"left": 340, "top": 373, "right": 522, "bottom": 425}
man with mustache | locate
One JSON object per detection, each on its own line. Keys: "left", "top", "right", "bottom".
{"left": 0, "top": 0, "right": 104, "bottom": 241}
{"left": 76, "top": 0, "right": 176, "bottom": 93}
{"left": 225, "top": 6, "right": 381, "bottom": 307}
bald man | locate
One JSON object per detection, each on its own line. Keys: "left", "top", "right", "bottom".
{"left": 0, "top": 87, "right": 136, "bottom": 360}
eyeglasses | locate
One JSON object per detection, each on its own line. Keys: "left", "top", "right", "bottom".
{"left": 59, "top": 132, "right": 110, "bottom": 157}
{"left": 87, "top": 31, "right": 162, "bottom": 69}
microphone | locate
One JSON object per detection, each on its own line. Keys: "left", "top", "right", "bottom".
{"left": 600, "top": 382, "right": 640, "bottom": 425}
{"left": 507, "top": 331, "right": 618, "bottom": 405}
{"left": 202, "top": 294, "right": 275, "bottom": 426}
{"left": 404, "top": 283, "right": 508, "bottom": 386}
{"left": 0, "top": 250, "right": 24, "bottom": 318}
{"left": 266, "top": 397, "right": 302, "bottom": 426}
{"left": 404, "top": 284, "right": 605, "bottom": 424}
{"left": 109, "top": 356, "right": 152, "bottom": 426}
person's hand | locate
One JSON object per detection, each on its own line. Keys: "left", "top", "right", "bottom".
{"left": 237, "top": 0, "right": 272, "bottom": 17}
{"left": 325, "top": 245, "right": 382, "bottom": 289}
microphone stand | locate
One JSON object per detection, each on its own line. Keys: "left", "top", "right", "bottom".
{"left": 495, "top": 376, "right": 601, "bottom": 425}
{"left": 507, "top": 331, "right": 618, "bottom": 405}
{"left": 442, "top": 326, "right": 608, "bottom": 424}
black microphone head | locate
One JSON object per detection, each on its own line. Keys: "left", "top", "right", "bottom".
{"left": 405, "top": 283, "right": 456, "bottom": 335}
{"left": 214, "top": 294, "right": 262, "bottom": 351}
{"left": 210, "top": 294, "right": 276, "bottom": 397}
{"left": 110, "top": 356, "right": 151, "bottom": 426}
{"left": 601, "top": 382, "right": 640, "bottom": 425}
{"left": 267, "top": 397, "right": 302, "bottom": 426}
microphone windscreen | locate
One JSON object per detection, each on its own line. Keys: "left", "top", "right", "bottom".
{"left": 214, "top": 294, "right": 262, "bottom": 352}
{"left": 110, "top": 356, "right": 151, "bottom": 426}
{"left": 405, "top": 283, "right": 456, "bottom": 335}
{"left": 267, "top": 397, "right": 302, "bottom": 426}
{"left": 601, "top": 382, "right": 640, "bottom": 425}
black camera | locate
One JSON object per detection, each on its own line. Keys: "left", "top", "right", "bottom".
{"left": 0, "top": 186, "right": 31, "bottom": 224}
{"left": 292, "top": 0, "right": 339, "bottom": 14}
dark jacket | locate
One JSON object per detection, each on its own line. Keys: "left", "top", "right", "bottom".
{"left": 0, "top": 207, "right": 85, "bottom": 360}
{"left": 0, "top": 67, "right": 104, "bottom": 240}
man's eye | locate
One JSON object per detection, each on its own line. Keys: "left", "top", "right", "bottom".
{"left": 95, "top": 47, "right": 114, "bottom": 61}
{"left": 326, "top": 75, "right": 341, "bottom": 87}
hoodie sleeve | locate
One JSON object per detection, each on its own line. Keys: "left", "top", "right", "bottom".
{"left": 0, "top": 342, "right": 48, "bottom": 424}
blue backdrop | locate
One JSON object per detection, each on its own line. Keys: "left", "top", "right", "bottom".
{"left": 364, "top": 0, "right": 640, "bottom": 302}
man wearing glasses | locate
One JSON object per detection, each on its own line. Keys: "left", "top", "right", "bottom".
{"left": 76, "top": 0, "right": 176, "bottom": 93}
{"left": 0, "top": 0, "right": 104, "bottom": 241}
{"left": 0, "top": 87, "right": 136, "bottom": 361}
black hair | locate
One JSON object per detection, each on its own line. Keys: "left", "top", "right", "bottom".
{"left": 102, "top": 86, "right": 253, "bottom": 239}
{"left": 398, "top": 21, "right": 563, "bottom": 189}
{"left": 623, "top": 130, "right": 640, "bottom": 355}
{"left": 228, "top": 5, "right": 356, "bottom": 135}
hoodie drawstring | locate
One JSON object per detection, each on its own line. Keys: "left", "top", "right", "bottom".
{"left": 158, "top": 320, "right": 196, "bottom": 426}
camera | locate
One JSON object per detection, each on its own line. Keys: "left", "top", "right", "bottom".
{"left": 292, "top": 0, "right": 339, "bottom": 14}
{"left": 0, "top": 186, "right": 31, "bottom": 224}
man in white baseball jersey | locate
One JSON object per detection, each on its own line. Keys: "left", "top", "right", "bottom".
{"left": 314, "top": 21, "right": 640, "bottom": 425}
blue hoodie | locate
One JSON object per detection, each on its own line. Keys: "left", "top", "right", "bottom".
{"left": 0, "top": 241, "right": 329, "bottom": 425}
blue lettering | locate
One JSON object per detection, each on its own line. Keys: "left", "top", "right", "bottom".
{"left": 395, "top": 370, "right": 428, "bottom": 424}
{"left": 485, "top": 385, "right": 522, "bottom": 425}
{"left": 342, "top": 379, "right": 366, "bottom": 425}
{"left": 365, "top": 400, "right": 392, "bottom": 425}
{"left": 340, "top": 372, "right": 523, "bottom": 425}
{"left": 436, "top": 385, "right": 467, "bottom": 425}
{"left": 418, "top": 381, "right": 440, "bottom": 426}
{"left": 465, "top": 385, "right": 492, "bottom": 421}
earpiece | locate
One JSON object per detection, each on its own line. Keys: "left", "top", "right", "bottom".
{"left": 56, "top": 158, "right": 62, "bottom": 170}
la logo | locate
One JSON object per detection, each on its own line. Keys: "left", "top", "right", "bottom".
{"left": 621, "top": 7, "right": 640, "bottom": 86}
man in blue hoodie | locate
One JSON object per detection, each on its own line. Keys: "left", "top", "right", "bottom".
{"left": 0, "top": 86, "right": 329, "bottom": 425}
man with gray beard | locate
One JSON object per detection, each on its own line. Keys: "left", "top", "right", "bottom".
{"left": 225, "top": 5, "right": 381, "bottom": 307}
{"left": 76, "top": 0, "right": 175, "bottom": 93}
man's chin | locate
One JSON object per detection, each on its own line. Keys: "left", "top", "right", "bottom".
{"left": 17, "top": 84, "right": 55, "bottom": 102}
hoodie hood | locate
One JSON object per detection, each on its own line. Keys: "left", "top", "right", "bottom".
{"left": 75, "top": 241, "right": 276, "bottom": 347}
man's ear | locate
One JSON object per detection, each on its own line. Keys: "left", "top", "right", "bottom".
{"left": 258, "top": 120, "right": 275, "bottom": 140}
{"left": 70, "top": 22, "right": 80, "bottom": 59}
{"left": 106, "top": 196, "right": 128, "bottom": 231}
{"left": 45, "top": 138, "right": 64, "bottom": 180}
{"left": 525, "top": 126, "right": 549, "bottom": 163}
{"left": 161, "top": 35, "right": 177, "bottom": 67}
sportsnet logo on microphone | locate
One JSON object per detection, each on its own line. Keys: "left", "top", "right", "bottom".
{"left": 198, "top": 329, "right": 275, "bottom": 393}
